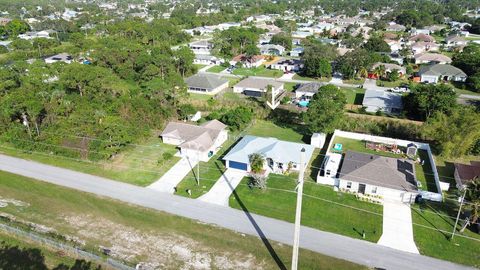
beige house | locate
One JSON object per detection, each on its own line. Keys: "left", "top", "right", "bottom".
{"left": 161, "top": 120, "right": 228, "bottom": 161}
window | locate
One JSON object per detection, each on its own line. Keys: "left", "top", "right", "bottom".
{"left": 346, "top": 182, "right": 352, "bottom": 189}
{"left": 326, "top": 170, "right": 331, "bottom": 176}
{"left": 371, "top": 187, "right": 377, "bottom": 194}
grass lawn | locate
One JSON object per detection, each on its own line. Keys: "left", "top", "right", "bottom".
{"left": 376, "top": 79, "right": 409, "bottom": 88}
{"left": 189, "top": 92, "right": 215, "bottom": 101}
{"left": 194, "top": 64, "right": 207, "bottom": 70}
{"left": 293, "top": 74, "right": 331, "bottom": 82}
{"left": 411, "top": 201, "right": 480, "bottom": 267}
{"left": 0, "top": 136, "right": 179, "bottom": 187}
{"left": 0, "top": 171, "right": 369, "bottom": 269}
{"left": 331, "top": 137, "right": 438, "bottom": 192}
{"left": 233, "top": 66, "right": 283, "bottom": 78}
{"left": 175, "top": 137, "right": 237, "bottom": 198}
{"left": 206, "top": 65, "right": 226, "bottom": 73}
{"left": 229, "top": 174, "right": 383, "bottom": 242}
{"left": 284, "top": 82, "right": 298, "bottom": 91}
{"left": 246, "top": 119, "right": 305, "bottom": 143}
{"left": 339, "top": 87, "right": 365, "bottom": 105}
{"left": 343, "top": 78, "right": 365, "bottom": 85}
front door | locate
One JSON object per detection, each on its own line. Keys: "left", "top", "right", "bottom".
{"left": 358, "top": 184, "right": 366, "bottom": 194}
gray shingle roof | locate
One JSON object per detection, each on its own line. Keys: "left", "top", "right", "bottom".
{"left": 234, "top": 77, "right": 283, "bottom": 90}
{"left": 185, "top": 74, "right": 229, "bottom": 90}
{"left": 296, "top": 82, "right": 322, "bottom": 94}
{"left": 362, "top": 89, "right": 403, "bottom": 110}
{"left": 339, "top": 151, "right": 418, "bottom": 192}
{"left": 418, "top": 64, "right": 467, "bottom": 77}
{"left": 161, "top": 120, "right": 226, "bottom": 151}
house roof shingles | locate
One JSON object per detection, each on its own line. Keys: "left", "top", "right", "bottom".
{"left": 161, "top": 120, "right": 226, "bottom": 151}
{"left": 339, "top": 151, "right": 418, "bottom": 192}
{"left": 419, "top": 64, "right": 467, "bottom": 78}
{"left": 184, "top": 74, "right": 229, "bottom": 90}
{"left": 455, "top": 162, "right": 480, "bottom": 186}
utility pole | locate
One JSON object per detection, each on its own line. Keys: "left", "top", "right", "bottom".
{"left": 291, "top": 148, "right": 306, "bottom": 270}
{"left": 451, "top": 187, "right": 467, "bottom": 240}
{"left": 196, "top": 151, "right": 200, "bottom": 186}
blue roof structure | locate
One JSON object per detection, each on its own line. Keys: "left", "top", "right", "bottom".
{"left": 223, "top": 135, "right": 315, "bottom": 165}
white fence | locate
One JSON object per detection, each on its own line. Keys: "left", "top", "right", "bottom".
{"left": 327, "top": 130, "right": 443, "bottom": 202}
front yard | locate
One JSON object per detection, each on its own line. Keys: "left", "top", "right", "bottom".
{"left": 232, "top": 66, "right": 283, "bottom": 78}
{"left": 206, "top": 65, "right": 226, "bottom": 73}
{"left": 246, "top": 119, "right": 306, "bottom": 143}
{"left": 339, "top": 87, "right": 365, "bottom": 105}
{"left": 229, "top": 174, "right": 383, "bottom": 242}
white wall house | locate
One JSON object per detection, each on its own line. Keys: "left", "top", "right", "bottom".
{"left": 161, "top": 120, "right": 228, "bottom": 162}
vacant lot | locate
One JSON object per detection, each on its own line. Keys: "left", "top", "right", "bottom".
{"left": 233, "top": 66, "right": 283, "bottom": 78}
{"left": 0, "top": 135, "right": 179, "bottom": 186}
{"left": 0, "top": 171, "right": 368, "bottom": 270}
{"left": 246, "top": 119, "right": 305, "bottom": 143}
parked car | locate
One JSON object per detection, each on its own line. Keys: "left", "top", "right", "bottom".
{"left": 390, "top": 86, "right": 409, "bottom": 93}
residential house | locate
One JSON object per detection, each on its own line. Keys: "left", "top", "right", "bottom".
{"left": 371, "top": 62, "right": 406, "bottom": 76}
{"left": 445, "top": 35, "right": 468, "bottom": 49}
{"left": 414, "top": 52, "right": 452, "bottom": 64}
{"left": 292, "top": 31, "right": 312, "bottom": 45}
{"left": 362, "top": 89, "right": 403, "bottom": 114}
{"left": 189, "top": 40, "right": 213, "bottom": 55}
{"left": 289, "top": 47, "right": 304, "bottom": 57}
{"left": 385, "top": 39, "right": 402, "bottom": 52}
{"left": 161, "top": 120, "right": 228, "bottom": 162}
{"left": 386, "top": 23, "right": 406, "bottom": 32}
{"left": 233, "top": 77, "right": 284, "bottom": 98}
{"left": 295, "top": 82, "right": 321, "bottom": 100}
{"left": 18, "top": 30, "right": 52, "bottom": 40}
{"left": 411, "top": 42, "right": 440, "bottom": 54}
{"left": 44, "top": 53, "right": 73, "bottom": 64}
{"left": 223, "top": 135, "right": 315, "bottom": 174}
{"left": 258, "top": 44, "right": 285, "bottom": 56}
{"left": 184, "top": 74, "right": 229, "bottom": 95}
{"left": 411, "top": 28, "right": 431, "bottom": 35}
{"left": 268, "top": 58, "right": 304, "bottom": 72}
{"left": 454, "top": 161, "right": 480, "bottom": 189}
{"left": 419, "top": 64, "right": 467, "bottom": 84}
{"left": 317, "top": 153, "right": 343, "bottom": 186}
{"left": 337, "top": 151, "right": 419, "bottom": 203}
{"left": 193, "top": 54, "right": 223, "bottom": 65}
{"left": 407, "top": 33, "right": 435, "bottom": 45}
{"left": 230, "top": 54, "right": 265, "bottom": 68}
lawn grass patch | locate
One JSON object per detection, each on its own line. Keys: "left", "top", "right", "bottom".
{"left": 338, "top": 87, "right": 365, "bottom": 105}
{"left": 293, "top": 74, "right": 331, "bottom": 82}
{"left": 0, "top": 171, "right": 369, "bottom": 270}
{"left": 376, "top": 79, "right": 409, "bottom": 88}
{"left": 411, "top": 201, "right": 480, "bottom": 267}
{"left": 189, "top": 93, "right": 215, "bottom": 101}
{"left": 207, "top": 65, "right": 226, "bottom": 73}
{"left": 343, "top": 78, "right": 365, "bottom": 85}
{"left": 284, "top": 82, "right": 298, "bottom": 91}
{"left": 246, "top": 119, "right": 305, "bottom": 143}
{"left": 229, "top": 174, "right": 383, "bottom": 242}
{"left": 193, "top": 64, "right": 207, "bottom": 70}
{"left": 233, "top": 66, "right": 283, "bottom": 78}
{"left": 0, "top": 136, "right": 179, "bottom": 187}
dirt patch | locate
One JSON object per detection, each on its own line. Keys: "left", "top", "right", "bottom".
{"left": 63, "top": 215, "right": 261, "bottom": 270}
{"left": 0, "top": 197, "right": 30, "bottom": 208}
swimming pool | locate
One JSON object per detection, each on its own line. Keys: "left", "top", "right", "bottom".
{"left": 298, "top": 100, "right": 309, "bottom": 107}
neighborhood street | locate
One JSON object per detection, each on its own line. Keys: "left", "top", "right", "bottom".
{"left": 0, "top": 154, "right": 474, "bottom": 270}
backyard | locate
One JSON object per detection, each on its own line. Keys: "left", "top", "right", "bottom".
{"left": 0, "top": 135, "right": 179, "bottom": 186}
{"left": 0, "top": 171, "right": 368, "bottom": 270}
{"left": 339, "top": 87, "right": 365, "bottom": 105}
{"left": 330, "top": 136, "right": 437, "bottom": 192}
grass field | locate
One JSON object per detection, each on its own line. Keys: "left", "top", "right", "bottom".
{"left": 229, "top": 174, "right": 384, "bottom": 242}
{"left": 0, "top": 171, "right": 368, "bottom": 270}
{"left": 246, "top": 119, "right": 305, "bottom": 143}
{"left": 194, "top": 64, "right": 207, "bottom": 70}
{"left": 376, "top": 79, "right": 409, "bottom": 88}
{"left": 411, "top": 201, "right": 480, "bottom": 267}
{"left": 293, "top": 74, "right": 331, "bottom": 82}
{"left": 339, "top": 87, "right": 366, "bottom": 105}
{"left": 0, "top": 136, "right": 179, "bottom": 186}
{"left": 189, "top": 92, "right": 215, "bottom": 101}
{"left": 343, "top": 78, "right": 365, "bottom": 85}
{"left": 284, "top": 82, "right": 298, "bottom": 91}
{"left": 207, "top": 65, "right": 226, "bottom": 73}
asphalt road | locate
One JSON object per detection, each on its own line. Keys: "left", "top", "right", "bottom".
{"left": 0, "top": 154, "right": 474, "bottom": 270}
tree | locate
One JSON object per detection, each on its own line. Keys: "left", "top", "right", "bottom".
{"left": 422, "top": 107, "right": 480, "bottom": 158}
{"left": 270, "top": 33, "right": 292, "bottom": 51}
{"left": 5, "top": 19, "right": 30, "bottom": 36}
{"left": 386, "top": 69, "right": 400, "bottom": 82}
{"left": 465, "top": 178, "right": 480, "bottom": 231}
{"left": 173, "top": 46, "right": 195, "bottom": 77}
{"left": 404, "top": 84, "right": 457, "bottom": 120}
{"left": 363, "top": 36, "right": 391, "bottom": 53}
{"left": 303, "top": 58, "right": 332, "bottom": 78}
{"left": 303, "top": 84, "right": 346, "bottom": 133}
{"left": 335, "top": 49, "right": 383, "bottom": 79}
{"left": 249, "top": 153, "right": 265, "bottom": 174}
{"left": 301, "top": 41, "right": 337, "bottom": 78}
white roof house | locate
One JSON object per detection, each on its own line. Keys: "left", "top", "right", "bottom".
{"left": 317, "top": 153, "right": 342, "bottom": 185}
{"left": 258, "top": 44, "right": 285, "bottom": 56}
{"left": 223, "top": 135, "right": 315, "bottom": 174}
{"left": 362, "top": 89, "right": 403, "bottom": 114}
{"left": 44, "top": 53, "right": 73, "bottom": 64}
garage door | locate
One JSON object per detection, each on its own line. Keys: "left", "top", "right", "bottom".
{"left": 243, "top": 90, "right": 263, "bottom": 97}
{"left": 228, "top": 160, "right": 248, "bottom": 171}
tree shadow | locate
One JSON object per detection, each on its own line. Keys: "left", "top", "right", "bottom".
{"left": 353, "top": 93, "right": 365, "bottom": 105}
{"left": 267, "top": 107, "right": 310, "bottom": 143}
{"left": 220, "top": 162, "right": 286, "bottom": 270}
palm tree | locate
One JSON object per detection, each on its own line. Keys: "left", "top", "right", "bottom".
{"left": 466, "top": 178, "right": 480, "bottom": 230}
{"left": 374, "top": 65, "right": 386, "bottom": 79}
{"left": 358, "top": 67, "right": 368, "bottom": 78}
{"left": 249, "top": 153, "right": 265, "bottom": 174}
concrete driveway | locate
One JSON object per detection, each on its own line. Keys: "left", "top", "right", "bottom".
{"left": 378, "top": 200, "right": 420, "bottom": 254}
{"left": 147, "top": 156, "right": 198, "bottom": 193}
{"left": 363, "top": 79, "right": 390, "bottom": 91}
{"left": 198, "top": 168, "right": 247, "bottom": 206}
